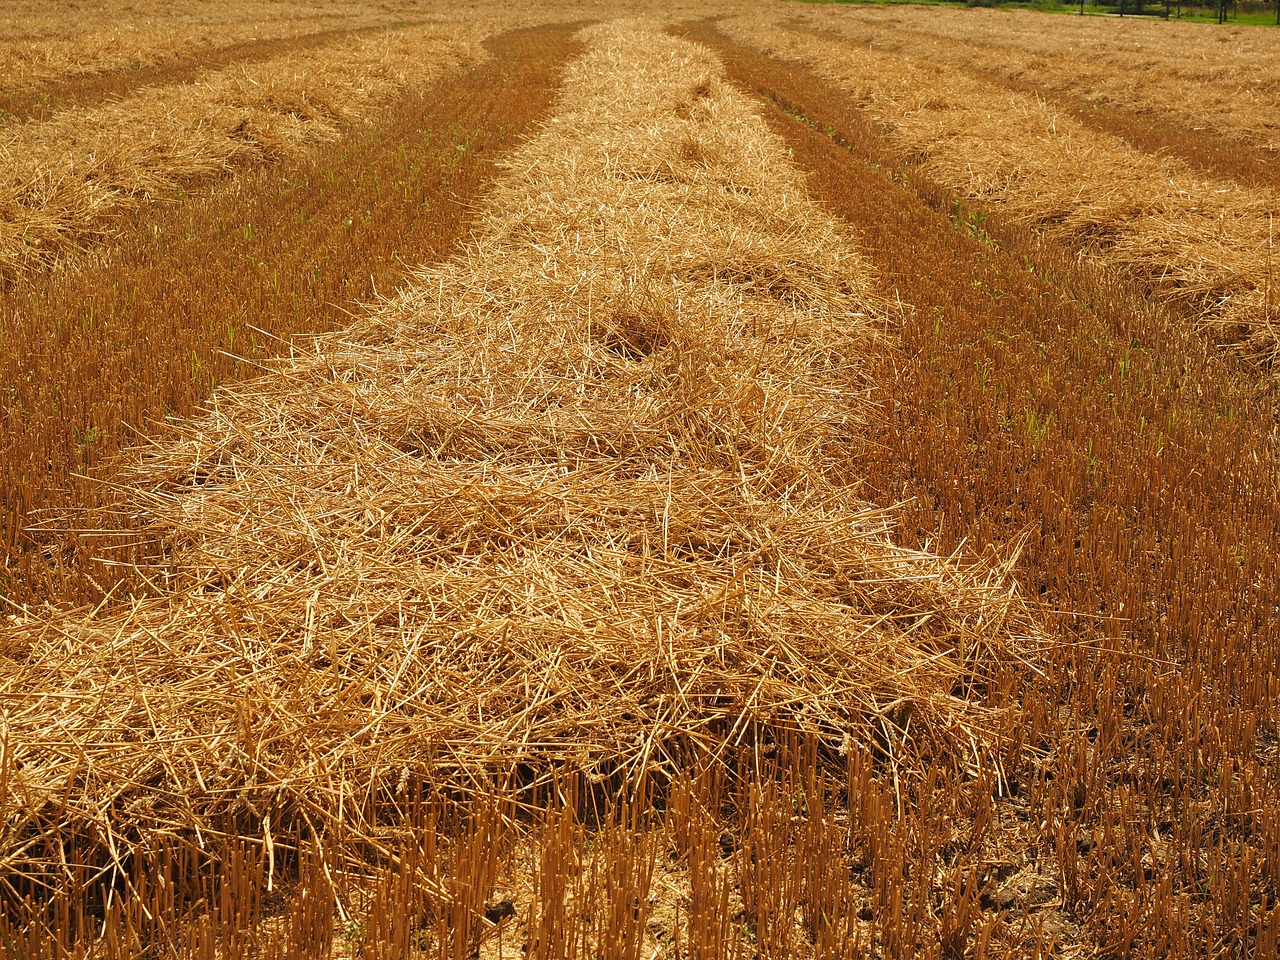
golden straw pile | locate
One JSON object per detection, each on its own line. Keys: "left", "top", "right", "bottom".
{"left": 0, "top": 22, "right": 493, "bottom": 275}
{"left": 0, "top": 22, "right": 1043, "bottom": 880}
{"left": 725, "top": 13, "right": 1280, "bottom": 362}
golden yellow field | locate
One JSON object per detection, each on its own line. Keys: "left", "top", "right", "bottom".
{"left": 3, "top": 2, "right": 1280, "bottom": 957}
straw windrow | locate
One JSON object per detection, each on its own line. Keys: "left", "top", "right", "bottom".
{"left": 723, "top": 13, "right": 1280, "bottom": 365}
{"left": 789, "top": 4, "right": 1280, "bottom": 154}
{"left": 0, "top": 22, "right": 494, "bottom": 276}
{"left": 0, "top": 22, "right": 1043, "bottom": 883}
{"left": 0, "top": 3, "right": 407, "bottom": 104}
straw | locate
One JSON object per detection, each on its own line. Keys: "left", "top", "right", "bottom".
{"left": 0, "top": 21, "right": 1045, "bottom": 885}
{"left": 0, "top": 22, "right": 495, "bottom": 276}
{"left": 804, "top": 3, "right": 1280, "bottom": 154}
{"left": 726, "top": 12, "right": 1280, "bottom": 364}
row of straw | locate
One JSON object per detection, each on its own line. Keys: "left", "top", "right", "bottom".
{"left": 802, "top": 3, "right": 1280, "bottom": 152}
{"left": 0, "top": 1, "right": 397, "bottom": 100}
{"left": 724, "top": 10, "right": 1280, "bottom": 364}
{"left": 0, "top": 20, "right": 1044, "bottom": 888}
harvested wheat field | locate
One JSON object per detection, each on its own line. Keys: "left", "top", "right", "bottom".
{"left": 3, "top": 2, "right": 1280, "bottom": 958}
{"left": 723, "top": 10, "right": 1280, "bottom": 363}
{"left": 785, "top": 4, "right": 1280, "bottom": 154}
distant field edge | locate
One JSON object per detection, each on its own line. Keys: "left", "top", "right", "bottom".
{"left": 785, "top": 0, "right": 1280, "bottom": 25}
